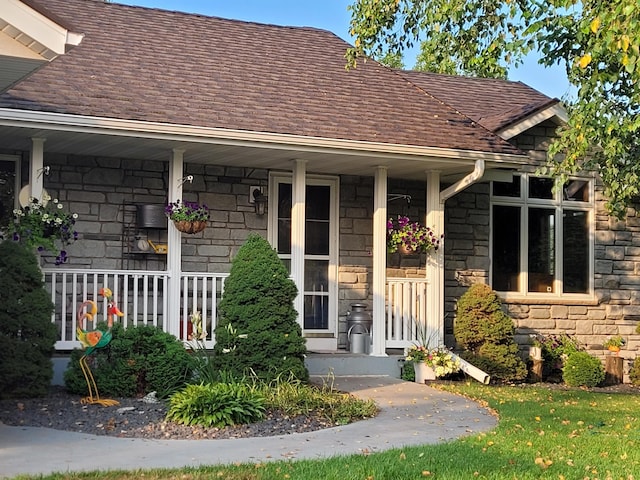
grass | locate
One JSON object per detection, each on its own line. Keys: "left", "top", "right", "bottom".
{"left": 10, "top": 382, "right": 640, "bottom": 480}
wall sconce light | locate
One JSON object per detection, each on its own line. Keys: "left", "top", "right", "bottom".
{"left": 178, "top": 175, "right": 194, "bottom": 187}
{"left": 250, "top": 186, "right": 267, "bottom": 216}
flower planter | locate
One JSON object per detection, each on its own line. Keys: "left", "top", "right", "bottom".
{"left": 413, "top": 362, "right": 436, "bottom": 384}
{"left": 173, "top": 220, "right": 207, "bottom": 234}
{"left": 607, "top": 345, "right": 621, "bottom": 353}
{"left": 398, "top": 244, "right": 417, "bottom": 255}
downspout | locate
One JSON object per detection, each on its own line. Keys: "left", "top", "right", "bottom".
{"left": 439, "top": 159, "right": 492, "bottom": 384}
{"left": 440, "top": 159, "right": 485, "bottom": 203}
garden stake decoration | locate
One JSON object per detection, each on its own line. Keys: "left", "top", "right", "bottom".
{"left": 75, "top": 287, "right": 124, "bottom": 406}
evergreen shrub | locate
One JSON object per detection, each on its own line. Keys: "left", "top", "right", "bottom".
{"left": 64, "top": 323, "right": 195, "bottom": 398}
{"left": 454, "top": 283, "right": 527, "bottom": 383}
{"left": 562, "top": 351, "right": 605, "bottom": 387}
{"left": 211, "top": 234, "right": 308, "bottom": 382}
{"left": 630, "top": 358, "right": 640, "bottom": 386}
{"left": 0, "top": 241, "right": 57, "bottom": 398}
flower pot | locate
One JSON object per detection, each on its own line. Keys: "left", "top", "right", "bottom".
{"left": 398, "top": 244, "right": 416, "bottom": 255}
{"left": 174, "top": 220, "right": 207, "bottom": 234}
{"left": 607, "top": 345, "right": 621, "bottom": 353}
{"left": 413, "top": 362, "right": 436, "bottom": 384}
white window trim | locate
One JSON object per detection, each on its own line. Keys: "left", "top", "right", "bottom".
{"left": 490, "top": 173, "right": 595, "bottom": 301}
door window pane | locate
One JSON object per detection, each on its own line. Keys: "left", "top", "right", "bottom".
{"left": 528, "top": 208, "right": 555, "bottom": 293}
{"left": 304, "top": 294, "right": 328, "bottom": 329}
{"left": 0, "top": 160, "right": 17, "bottom": 228}
{"left": 493, "top": 205, "right": 520, "bottom": 291}
{"left": 563, "top": 211, "right": 589, "bottom": 293}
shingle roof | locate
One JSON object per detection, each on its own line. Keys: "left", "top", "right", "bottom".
{"left": 0, "top": 0, "right": 533, "bottom": 156}
{"left": 399, "top": 70, "right": 559, "bottom": 133}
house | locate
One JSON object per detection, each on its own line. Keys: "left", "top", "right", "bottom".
{"left": 1, "top": 0, "right": 636, "bottom": 378}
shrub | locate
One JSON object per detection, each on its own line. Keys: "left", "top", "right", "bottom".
{"left": 166, "top": 382, "right": 266, "bottom": 428}
{"left": 454, "top": 283, "right": 527, "bottom": 383}
{"left": 630, "top": 358, "right": 640, "bottom": 386}
{"left": 0, "top": 241, "right": 57, "bottom": 398}
{"left": 64, "top": 323, "right": 195, "bottom": 398}
{"left": 562, "top": 351, "right": 605, "bottom": 387}
{"left": 211, "top": 234, "right": 308, "bottom": 382}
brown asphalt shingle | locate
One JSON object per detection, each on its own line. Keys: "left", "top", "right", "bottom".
{"left": 399, "top": 70, "right": 558, "bottom": 133}
{"left": 0, "top": 0, "right": 536, "bottom": 156}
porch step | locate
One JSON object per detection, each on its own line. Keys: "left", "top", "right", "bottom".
{"left": 305, "top": 352, "right": 404, "bottom": 378}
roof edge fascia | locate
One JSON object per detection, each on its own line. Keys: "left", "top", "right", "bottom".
{"left": 2, "top": 0, "right": 83, "bottom": 57}
{"left": 496, "top": 102, "right": 568, "bottom": 140}
{"left": 0, "top": 108, "right": 530, "bottom": 164}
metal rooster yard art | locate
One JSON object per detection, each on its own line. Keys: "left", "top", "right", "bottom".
{"left": 75, "top": 287, "right": 124, "bottom": 406}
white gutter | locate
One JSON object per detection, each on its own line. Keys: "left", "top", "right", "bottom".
{"left": 0, "top": 108, "right": 530, "bottom": 165}
{"left": 440, "top": 159, "right": 485, "bottom": 203}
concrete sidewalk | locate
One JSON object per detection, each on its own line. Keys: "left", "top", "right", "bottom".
{"left": 0, "top": 377, "right": 497, "bottom": 479}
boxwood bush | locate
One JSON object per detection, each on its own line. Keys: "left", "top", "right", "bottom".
{"left": 65, "top": 323, "right": 195, "bottom": 398}
{"left": 562, "top": 351, "right": 605, "bottom": 387}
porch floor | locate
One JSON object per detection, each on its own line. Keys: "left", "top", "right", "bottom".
{"left": 305, "top": 351, "right": 405, "bottom": 378}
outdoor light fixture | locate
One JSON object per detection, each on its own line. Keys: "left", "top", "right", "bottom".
{"left": 250, "top": 186, "right": 268, "bottom": 216}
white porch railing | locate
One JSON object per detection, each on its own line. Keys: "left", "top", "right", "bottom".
{"left": 44, "top": 269, "right": 431, "bottom": 352}
{"left": 385, "top": 278, "right": 438, "bottom": 349}
{"left": 43, "top": 268, "right": 228, "bottom": 350}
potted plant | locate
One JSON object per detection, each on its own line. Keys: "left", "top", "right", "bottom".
{"left": 405, "top": 344, "right": 461, "bottom": 383}
{"left": 8, "top": 194, "right": 78, "bottom": 265}
{"left": 603, "top": 335, "right": 625, "bottom": 354}
{"left": 165, "top": 199, "right": 209, "bottom": 234}
{"left": 387, "top": 215, "right": 441, "bottom": 254}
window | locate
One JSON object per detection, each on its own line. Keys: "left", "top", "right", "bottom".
{"left": 491, "top": 174, "right": 593, "bottom": 296}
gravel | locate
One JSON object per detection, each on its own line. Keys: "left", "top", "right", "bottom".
{"left": 0, "top": 387, "right": 335, "bottom": 440}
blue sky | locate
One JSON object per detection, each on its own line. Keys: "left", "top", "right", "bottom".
{"left": 118, "top": 0, "right": 571, "bottom": 100}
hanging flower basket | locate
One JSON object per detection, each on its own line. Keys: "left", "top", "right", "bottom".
{"left": 173, "top": 220, "right": 207, "bottom": 234}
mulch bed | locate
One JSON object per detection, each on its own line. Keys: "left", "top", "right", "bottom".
{"left": 0, "top": 387, "right": 335, "bottom": 440}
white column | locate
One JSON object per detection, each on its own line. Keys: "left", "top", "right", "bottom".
{"left": 425, "top": 171, "right": 444, "bottom": 344}
{"left": 167, "top": 148, "right": 184, "bottom": 338}
{"left": 371, "top": 166, "right": 388, "bottom": 356}
{"left": 291, "top": 160, "right": 307, "bottom": 327}
{"left": 30, "top": 138, "right": 46, "bottom": 201}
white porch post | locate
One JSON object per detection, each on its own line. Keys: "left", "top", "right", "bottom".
{"left": 29, "top": 137, "right": 46, "bottom": 200}
{"left": 167, "top": 148, "right": 184, "bottom": 338}
{"left": 425, "top": 170, "right": 444, "bottom": 344}
{"left": 371, "top": 166, "right": 388, "bottom": 356}
{"left": 291, "top": 160, "right": 306, "bottom": 327}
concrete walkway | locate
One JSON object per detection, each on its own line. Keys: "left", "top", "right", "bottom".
{"left": 0, "top": 377, "right": 497, "bottom": 479}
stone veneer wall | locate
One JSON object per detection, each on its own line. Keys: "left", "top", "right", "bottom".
{"left": 443, "top": 121, "right": 640, "bottom": 381}
{"left": 37, "top": 153, "right": 267, "bottom": 271}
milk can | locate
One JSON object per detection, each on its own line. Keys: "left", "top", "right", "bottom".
{"left": 347, "top": 303, "right": 372, "bottom": 354}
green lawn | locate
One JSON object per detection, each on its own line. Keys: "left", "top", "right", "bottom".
{"left": 12, "top": 382, "right": 640, "bottom": 480}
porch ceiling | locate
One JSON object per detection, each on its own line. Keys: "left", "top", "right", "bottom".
{"left": 0, "top": 122, "right": 529, "bottom": 180}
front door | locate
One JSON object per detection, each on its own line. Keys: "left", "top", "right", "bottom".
{"left": 269, "top": 174, "right": 338, "bottom": 350}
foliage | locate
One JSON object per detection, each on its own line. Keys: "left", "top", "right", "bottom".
{"left": 211, "top": 234, "right": 308, "bottom": 382}
{"left": 164, "top": 199, "right": 209, "bottom": 222}
{"left": 531, "top": 333, "right": 584, "bottom": 378}
{"left": 630, "top": 357, "right": 640, "bottom": 385}
{"left": 185, "top": 310, "right": 218, "bottom": 384}
{"left": 0, "top": 241, "right": 57, "bottom": 398}
{"left": 562, "top": 351, "right": 605, "bottom": 387}
{"left": 166, "top": 382, "right": 266, "bottom": 428}
{"left": 347, "top": 0, "right": 640, "bottom": 218}
{"left": 387, "top": 215, "right": 440, "bottom": 254}
{"left": 64, "top": 323, "right": 195, "bottom": 398}
{"left": 8, "top": 195, "right": 78, "bottom": 265}
{"left": 406, "top": 345, "right": 460, "bottom": 378}
{"left": 603, "top": 335, "right": 626, "bottom": 349}
{"left": 258, "top": 375, "right": 378, "bottom": 425}
{"left": 454, "top": 283, "right": 527, "bottom": 382}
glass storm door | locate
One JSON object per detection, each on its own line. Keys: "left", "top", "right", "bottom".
{"left": 270, "top": 175, "right": 338, "bottom": 341}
